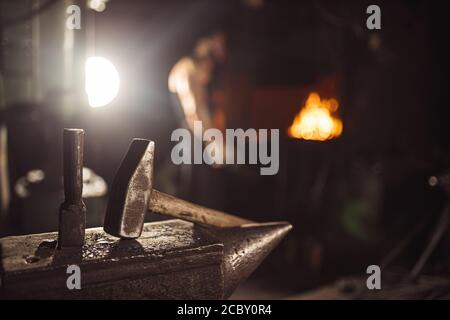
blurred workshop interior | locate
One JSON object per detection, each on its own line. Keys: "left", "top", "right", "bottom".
{"left": 1, "top": 0, "right": 450, "bottom": 299}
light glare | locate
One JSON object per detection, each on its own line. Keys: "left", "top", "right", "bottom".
{"left": 88, "top": 0, "right": 107, "bottom": 12}
{"left": 85, "top": 56, "right": 120, "bottom": 108}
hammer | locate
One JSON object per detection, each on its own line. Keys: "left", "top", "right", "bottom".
{"left": 103, "top": 139, "right": 253, "bottom": 238}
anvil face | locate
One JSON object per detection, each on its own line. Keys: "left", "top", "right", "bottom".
{"left": 103, "top": 139, "right": 155, "bottom": 239}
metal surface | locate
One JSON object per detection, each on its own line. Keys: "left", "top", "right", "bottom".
{"left": 103, "top": 139, "right": 155, "bottom": 238}
{"left": 58, "top": 128, "right": 86, "bottom": 247}
{"left": 0, "top": 219, "right": 292, "bottom": 299}
{"left": 104, "top": 138, "right": 252, "bottom": 239}
{"left": 215, "top": 221, "right": 293, "bottom": 297}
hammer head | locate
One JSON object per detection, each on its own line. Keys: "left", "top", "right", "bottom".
{"left": 103, "top": 139, "right": 155, "bottom": 238}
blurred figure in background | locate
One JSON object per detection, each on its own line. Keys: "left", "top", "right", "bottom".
{"left": 169, "top": 32, "right": 226, "bottom": 134}
{"left": 165, "top": 32, "right": 227, "bottom": 202}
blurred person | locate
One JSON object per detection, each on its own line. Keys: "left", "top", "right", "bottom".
{"left": 169, "top": 32, "right": 226, "bottom": 134}
{"left": 165, "top": 32, "right": 227, "bottom": 203}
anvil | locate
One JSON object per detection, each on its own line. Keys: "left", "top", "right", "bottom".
{"left": 0, "top": 219, "right": 291, "bottom": 299}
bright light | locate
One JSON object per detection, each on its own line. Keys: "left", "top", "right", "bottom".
{"left": 88, "top": 0, "right": 107, "bottom": 12}
{"left": 288, "top": 92, "right": 343, "bottom": 141}
{"left": 85, "top": 56, "right": 120, "bottom": 108}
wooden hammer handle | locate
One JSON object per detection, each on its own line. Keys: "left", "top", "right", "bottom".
{"left": 148, "top": 190, "right": 254, "bottom": 227}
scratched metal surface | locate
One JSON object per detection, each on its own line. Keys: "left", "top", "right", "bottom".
{"left": 0, "top": 219, "right": 224, "bottom": 299}
{"left": 103, "top": 139, "right": 155, "bottom": 238}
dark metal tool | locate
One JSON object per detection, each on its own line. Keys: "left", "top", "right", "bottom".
{"left": 104, "top": 139, "right": 253, "bottom": 239}
{"left": 58, "top": 128, "right": 86, "bottom": 248}
{"left": 0, "top": 219, "right": 292, "bottom": 299}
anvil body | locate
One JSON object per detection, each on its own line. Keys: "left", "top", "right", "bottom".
{"left": 0, "top": 219, "right": 291, "bottom": 299}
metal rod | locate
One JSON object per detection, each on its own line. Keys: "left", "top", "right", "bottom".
{"left": 58, "top": 128, "right": 86, "bottom": 248}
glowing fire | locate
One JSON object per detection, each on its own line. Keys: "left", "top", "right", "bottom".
{"left": 288, "top": 92, "right": 343, "bottom": 141}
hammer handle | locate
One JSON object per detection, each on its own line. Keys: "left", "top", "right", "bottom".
{"left": 149, "top": 190, "right": 253, "bottom": 227}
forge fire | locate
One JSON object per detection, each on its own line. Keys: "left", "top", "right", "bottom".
{"left": 288, "top": 92, "right": 343, "bottom": 141}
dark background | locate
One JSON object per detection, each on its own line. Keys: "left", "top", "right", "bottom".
{"left": 1, "top": 0, "right": 449, "bottom": 298}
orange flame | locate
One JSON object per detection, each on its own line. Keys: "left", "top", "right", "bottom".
{"left": 288, "top": 92, "right": 343, "bottom": 141}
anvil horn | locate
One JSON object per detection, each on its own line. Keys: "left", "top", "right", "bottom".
{"left": 214, "top": 221, "right": 293, "bottom": 298}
